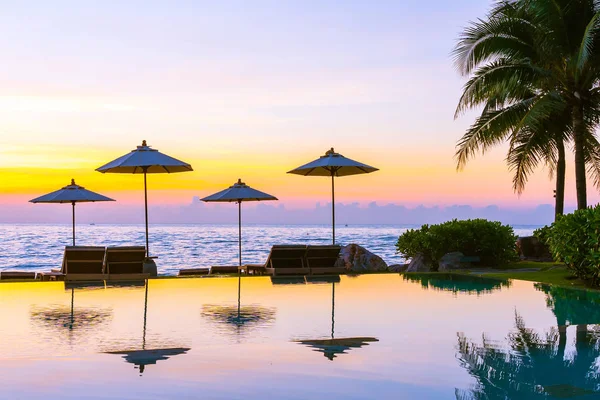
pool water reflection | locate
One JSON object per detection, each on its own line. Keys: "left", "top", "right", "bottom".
{"left": 1, "top": 274, "right": 599, "bottom": 399}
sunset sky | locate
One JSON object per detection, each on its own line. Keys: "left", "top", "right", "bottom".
{"left": 1, "top": 0, "right": 598, "bottom": 221}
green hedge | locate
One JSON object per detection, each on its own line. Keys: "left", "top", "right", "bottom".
{"left": 396, "top": 219, "right": 518, "bottom": 269}
{"left": 537, "top": 205, "right": 600, "bottom": 286}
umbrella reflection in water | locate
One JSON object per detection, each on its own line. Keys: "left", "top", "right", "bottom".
{"left": 202, "top": 276, "right": 276, "bottom": 338}
{"left": 104, "top": 281, "right": 190, "bottom": 375}
{"left": 295, "top": 276, "right": 379, "bottom": 360}
{"left": 30, "top": 282, "right": 112, "bottom": 344}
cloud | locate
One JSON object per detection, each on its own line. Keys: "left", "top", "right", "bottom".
{"left": 1, "top": 196, "right": 563, "bottom": 226}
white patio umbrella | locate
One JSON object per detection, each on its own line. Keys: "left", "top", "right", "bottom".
{"left": 96, "top": 140, "right": 193, "bottom": 256}
{"left": 29, "top": 179, "right": 115, "bottom": 245}
{"left": 287, "top": 148, "right": 378, "bottom": 244}
{"left": 201, "top": 179, "right": 277, "bottom": 266}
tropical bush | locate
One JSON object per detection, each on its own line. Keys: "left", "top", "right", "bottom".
{"left": 538, "top": 205, "right": 600, "bottom": 286}
{"left": 533, "top": 225, "right": 552, "bottom": 245}
{"left": 396, "top": 219, "right": 518, "bottom": 269}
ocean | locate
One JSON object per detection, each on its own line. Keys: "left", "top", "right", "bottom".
{"left": 0, "top": 224, "right": 539, "bottom": 275}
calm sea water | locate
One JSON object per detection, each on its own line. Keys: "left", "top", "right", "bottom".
{"left": 0, "top": 274, "right": 598, "bottom": 399}
{"left": 0, "top": 224, "right": 539, "bottom": 275}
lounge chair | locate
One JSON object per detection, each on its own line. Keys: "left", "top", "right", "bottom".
{"left": 0, "top": 271, "right": 38, "bottom": 281}
{"left": 246, "top": 245, "right": 308, "bottom": 276}
{"left": 178, "top": 267, "right": 210, "bottom": 276}
{"left": 58, "top": 246, "right": 106, "bottom": 281}
{"left": 305, "top": 245, "right": 344, "bottom": 275}
{"left": 104, "top": 246, "right": 148, "bottom": 280}
{"left": 210, "top": 265, "right": 240, "bottom": 275}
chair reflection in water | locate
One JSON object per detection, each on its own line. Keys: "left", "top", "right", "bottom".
{"left": 104, "top": 280, "right": 190, "bottom": 375}
{"left": 292, "top": 275, "right": 379, "bottom": 360}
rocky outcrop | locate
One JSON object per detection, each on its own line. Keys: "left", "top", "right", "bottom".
{"left": 405, "top": 253, "right": 431, "bottom": 272}
{"left": 438, "top": 252, "right": 465, "bottom": 271}
{"left": 336, "top": 244, "right": 388, "bottom": 272}
{"left": 388, "top": 264, "right": 409, "bottom": 273}
{"left": 516, "top": 236, "right": 553, "bottom": 262}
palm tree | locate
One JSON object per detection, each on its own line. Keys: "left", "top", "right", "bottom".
{"left": 454, "top": 0, "right": 600, "bottom": 212}
{"left": 456, "top": 313, "right": 600, "bottom": 399}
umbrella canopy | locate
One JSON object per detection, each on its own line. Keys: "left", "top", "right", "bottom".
{"left": 95, "top": 140, "right": 193, "bottom": 174}
{"left": 96, "top": 140, "right": 193, "bottom": 257}
{"left": 30, "top": 179, "right": 115, "bottom": 245}
{"left": 30, "top": 179, "right": 115, "bottom": 204}
{"left": 202, "top": 179, "right": 277, "bottom": 202}
{"left": 288, "top": 148, "right": 378, "bottom": 243}
{"left": 201, "top": 179, "right": 277, "bottom": 266}
{"left": 288, "top": 148, "right": 378, "bottom": 177}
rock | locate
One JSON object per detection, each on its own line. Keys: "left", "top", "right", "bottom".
{"left": 516, "top": 236, "right": 553, "bottom": 261}
{"left": 388, "top": 264, "right": 409, "bottom": 273}
{"left": 405, "top": 253, "right": 430, "bottom": 272}
{"left": 143, "top": 259, "right": 158, "bottom": 277}
{"left": 438, "top": 252, "right": 465, "bottom": 271}
{"left": 336, "top": 244, "right": 388, "bottom": 272}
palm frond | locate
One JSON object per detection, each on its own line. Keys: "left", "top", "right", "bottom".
{"left": 455, "top": 59, "right": 542, "bottom": 118}
{"left": 453, "top": 5, "right": 538, "bottom": 75}
{"left": 455, "top": 97, "right": 535, "bottom": 169}
{"left": 576, "top": 11, "right": 600, "bottom": 72}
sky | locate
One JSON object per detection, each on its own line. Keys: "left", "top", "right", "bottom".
{"left": 1, "top": 0, "right": 598, "bottom": 224}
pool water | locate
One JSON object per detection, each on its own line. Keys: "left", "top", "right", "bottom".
{"left": 1, "top": 274, "right": 599, "bottom": 399}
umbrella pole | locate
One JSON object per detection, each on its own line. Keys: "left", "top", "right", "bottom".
{"left": 237, "top": 201, "right": 242, "bottom": 319}
{"left": 238, "top": 201, "right": 242, "bottom": 267}
{"left": 72, "top": 201, "right": 76, "bottom": 246}
{"left": 144, "top": 170, "right": 150, "bottom": 257}
{"left": 331, "top": 173, "right": 335, "bottom": 245}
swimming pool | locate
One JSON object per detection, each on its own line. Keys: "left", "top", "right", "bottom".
{"left": 0, "top": 274, "right": 598, "bottom": 399}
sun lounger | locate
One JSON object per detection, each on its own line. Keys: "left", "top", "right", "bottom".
{"left": 210, "top": 266, "right": 240, "bottom": 275}
{"left": 104, "top": 246, "right": 148, "bottom": 280}
{"left": 58, "top": 246, "right": 106, "bottom": 281}
{"left": 305, "top": 245, "right": 344, "bottom": 275}
{"left": 246, "top": 245, "right": 308, "bottom": 276}
{"left": 178, "top": 268, "right": 210, "bottom": 276}
{"left": 305, "top": 274, "right": 341, "bottom": 284}
{"left": 0, "top": 271, "right": 38, "bottom": 281}
{"left": 270, "top": 276, "right": 307, "bottom": 285}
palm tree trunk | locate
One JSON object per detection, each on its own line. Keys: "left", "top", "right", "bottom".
{"left": 558, "top": 325, "right": 567, "bottom": 358}
{"left": 573, "top": 103, "right": 587, "bottom": 209}
{"left": 555, "top": 138, "right": 566, "bottom": 219}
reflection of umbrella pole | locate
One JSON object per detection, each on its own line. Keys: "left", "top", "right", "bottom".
{"left": 143, "top": 169, "right": 150, "bottom": 257}
{"left": 331, "top": 282, "right": 335, "bottom": 339}
{"left": 143, "top": 280, "right": 148, "bottom": 350}
{"left": 71, "top": 201, "right": 76, "bottom": 246}
{"left": 331, "top": 173, "right": 335, "bottom": 245}
{"left": 237, "top": 274, "right": 241, "bottom": 318}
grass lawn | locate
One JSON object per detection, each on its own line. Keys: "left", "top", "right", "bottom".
{"left": 471, "top": 261, "right": 593, "bottom": 289}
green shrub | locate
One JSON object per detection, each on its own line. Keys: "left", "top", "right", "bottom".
{"left": 533, "top": 225, "right": 552, "bottom": 244}
{"left": 396, "top": 219, "right": 518, "bottom": 269}
{"left": 541, "top": 205, "right": 600, "bottom": 286}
